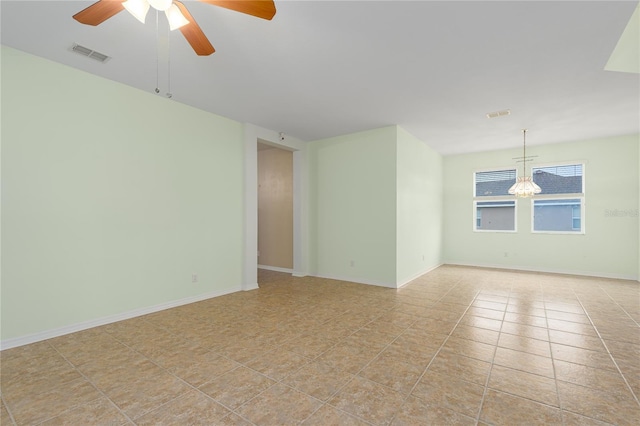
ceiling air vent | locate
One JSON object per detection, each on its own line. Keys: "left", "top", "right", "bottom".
{"left": 486, "top": 109, "right": 511, "bottom": 119}
{"left": 71, "top": 43, "right": 111, "bottom": 63}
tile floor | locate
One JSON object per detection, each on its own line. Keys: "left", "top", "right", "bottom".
{"left": 1, "top": 265, "right": 639, "bottom": 425}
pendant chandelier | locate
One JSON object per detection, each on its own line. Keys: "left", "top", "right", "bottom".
{"left": 508, "top": 129, "right": 542, "bottom": 198}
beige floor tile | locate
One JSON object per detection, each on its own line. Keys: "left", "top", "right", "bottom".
{"left": 6, "top": 378, "right": 102, "bottom": 425}
{"left": 550, "top": 343, "right": 617, "bottom": 371}
{"left": 245, "top": 346, "right": 310, "bottom": 381}
{"left": 493, "top": 347, "right": 554, "bottom": 378}
{"left": 503, "top": 312, "right": 548, "bottom": 327}
{"left": 329, "top": 376, "right": 405, "bottom": 425}
{"left": 235, "top": 383, "right": 322, "bottom": 425}
{"left": 561, "top": 410, "right": 614, "bottom": 426}
{"left": 358, "top": 351, "right": 424, "bottom": 394}
{"left": 548, "top": 329, "right": 607, "bottom": 352}
{"left": 480, "top": 389, "right": 563, "bottom": 425}
{"left": 476, "top": 293, "right": 509, "bottom": 304}
{"left": 215, "top": 337, "right": 277, "bottom": 364}
{"left": 0, "top": 341, "right": 55, "bottom": 363}
{"left": 317, "top": 341, "right": 380, "bottom": 374}
{"left": 554, "top": 359, "right": 629, "bottom": 392}
{"left": 498, "top": 332, "right": 551, "bottom": 357}
{"left": 1, "top": 399, "right": 15, "bottom": 426}
{"left": 134, "top": 388, "right": 229, "bottom": 425}
{"left": 163, "top": 352, "right": 239, "bottom": 388}
{"left": 79, "top": 358, "right": 164, "bottom": 393}
{"left": 1, "top": 359, "right": 83, "bottom": 398}
{"left": 450, "top": 324, "right": 500, "bottom": 345}
{"left": 440, "top": 335, "right": 495, "bottom": 363}
{"left": 459, "top": 315, "right": 503, "bottom": 331}
{"left": 420, "top": 308, "right": 463, "bottom": 322}
{"left": 216, "top": 412, "right": 254, "bottom": 425}
{"left": 281, "top": 333, "right": 339, "bottom": 358}
{"left": 198, "top": 366, "right": 275, "bottom": 409}
{"left": 2, "top": 267, "right": 638, "bottom": 425}
{"left": 368, "top": 312, "right": 417, "bottom": 334}
{"left": 605, "top": 341, "right": 640, "bottom": 368}
{"left": 282, "top": 360, "right": 354, "bottom": 401}
{"left": 558, "top": 381, "right": 640, "bottom": 425}
{"left": 545, "top": 302, "right": 584, "bottom": 314}
{"left": 409, "top": 318, "right": 457, "bottom": 336}
{"left": 427, "top": 350, "right": 491, "bottom": 386}
{"left": 546, "top": 310, "right": 591, "bottom": 324}
{"left": 547, "top": 319, "right": 598, "bottom": 337}
{"left": 105, "top": 372, "right": 191, "bottom": 420}
{"left": 472, "top": 300, "right": 507, "bottom": 312}
{"left": 411, "top": 370, "right": 485, "bottom": 417}
{"left": 391, "top": 395, "right": 476, "bottom": 426}
{"left": 39, "top": 397, "right": 129, "bottom": 426}
{"left": 345, "top": 327, "right": 397, "bottom": 351}
{"left": 488, "top": 364, "right": 559, "bottom": 407}
{"left": 506, "top": 305, "right": 546, "bottom": 318}
{"left": 466, "top": 306, "right": 506, "bottom": 321}
{"left": 301, "top": 404, "right": 370, "bottom": 425}
{"left": 501, "top": 321, "right": 550, "bottom": 341}
{"left": 50, "top": 333, "right": 130, "bottom": 367}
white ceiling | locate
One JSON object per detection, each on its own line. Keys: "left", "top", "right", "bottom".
{"left": 1, "top": 0, "right": 638, "bottom": 155}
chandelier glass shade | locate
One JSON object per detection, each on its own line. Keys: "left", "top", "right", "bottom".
{"left": 508, "top": 129, "right": 542, "bottom": 198}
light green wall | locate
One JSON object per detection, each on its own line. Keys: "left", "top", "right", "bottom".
{"left": 1, "top": 47, "right": 244, "bottom": 341}
{"left": 396, "top": 127, "right": 443, "bottom": 284}
{"left": 309, "top": 126, "right": 398, "bottom": 286}
{"left": 308, "top": 125, "right": 444, "bottom": 287}
{"left": 443, "top": 134, "right": 640, "bottom": 280}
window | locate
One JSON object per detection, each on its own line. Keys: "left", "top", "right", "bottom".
{"left": 532, "top": 164, "right": 584, "bottom": 233}
{"left": 474, "top": 169, "right": 516, "bottom": 232}
{"left": 475, "top": 200, "right": 516, "bottom": 231}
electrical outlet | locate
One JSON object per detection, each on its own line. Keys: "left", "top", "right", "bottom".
{"left": 350, "top": 260, "right": 355, "bottom": 267}
{"left": 191, "top": 273, "right": 198, "bottom": 283}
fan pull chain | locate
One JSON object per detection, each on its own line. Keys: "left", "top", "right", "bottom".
{"left": 166, "top": 21, "right": 172, "bottom": 99}
{"left": 155, "top": 10, "right": 160, "bottom": 94}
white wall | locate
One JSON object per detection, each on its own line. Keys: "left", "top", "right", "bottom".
{"left": 309, "top": 126, "right": 398, "bottom": 287}
{"left": 396, "top": 127, "right": 443, "bottom": 286}
{"left": 1, "top": 47, "right": 244, "bottom": 346}
{"left": 443, "top": 134, "right": 640, "bottom": 280}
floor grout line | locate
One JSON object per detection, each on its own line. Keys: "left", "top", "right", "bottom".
{"left": 572, "top": 290, "right": 640, "bottom": 408}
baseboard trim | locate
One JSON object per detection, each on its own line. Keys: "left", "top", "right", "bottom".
{"left": 397, "top": 263, "right": 443, "bottom": 288}
{"left": 310, "top": 273, "right": 396, "bottom": 289}
{"left": 243, "top": 283, "right": 260, "bottom": 291}
{"left": 0, "top": 286, "right": 241, "bottom": 351}
{"left": 444, "top": 262, "right": 639, "bottom": 282}
{"left": 258, "top": 265, "right": 294, "bottom": 274}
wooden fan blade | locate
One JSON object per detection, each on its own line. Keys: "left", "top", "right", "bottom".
{"left": 73, "top": 0, "right": 125, "bottom": 26}
{"left": 174, "top": 1, "right": 215, "bottom": 56}
{"left": 199, "top": 0, "right": 276, "bottom": 20}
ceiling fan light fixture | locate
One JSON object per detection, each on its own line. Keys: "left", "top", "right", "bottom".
{"left": 166, "top": 4, "right": 190, "bottom": 31}
{"left": 148, "top": 0, "right": 173, "bottom": 12}
{"left": 123, "top": 0, "right": 150, "bottom": 23}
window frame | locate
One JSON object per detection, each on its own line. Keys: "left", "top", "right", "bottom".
{"left": 530, "top": 162, "right": 585, "bottom": 235}
{"left": 473, "top": 199, "right": 518, "bottom": 233}
{"left": 473, "top": 167, "right": 518, "bottom": 233}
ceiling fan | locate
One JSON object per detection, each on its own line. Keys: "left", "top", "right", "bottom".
{"left": 73, "top": 0, "right": 276, "bottom": 56}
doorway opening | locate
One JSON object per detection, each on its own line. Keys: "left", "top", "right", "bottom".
{"left": 257, "top": 142, "right": 293, "bottom": 285}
